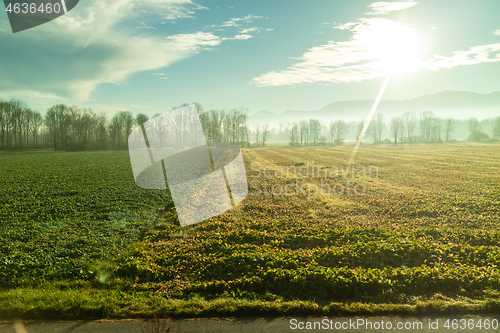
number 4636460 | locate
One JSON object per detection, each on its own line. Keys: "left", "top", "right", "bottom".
{"left": 5, "top": 2, "right": 62, "bottom": 14}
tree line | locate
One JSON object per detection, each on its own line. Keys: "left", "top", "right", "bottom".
{"left": 0, "top": 99, "right": 251, "bottom": 151}
{"left": 260, "top": 111, "right": 499, "bottom": 147}
{"left": 0, "top": 99, "right": 43, "bottom": 149}
{"left": 1, "top": 98, "right": 499, "bottom": 150}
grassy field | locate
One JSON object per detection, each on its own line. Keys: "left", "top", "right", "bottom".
{"left": 1, "top": 143, "right": 500, "bottom": 320}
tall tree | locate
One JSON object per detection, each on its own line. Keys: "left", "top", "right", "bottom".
{"left": 419, "top": 111, "right": 435, "bottom": 142}
{"left": 96, "top": 113, "right": 108, "bottom": 148}
{"left": 492, "top": 116, "right": 500, "bottom": 142}
{"left": 368, "top": 113, "right": 385, "bottom": 144}
{"left": 309, "top": 119, "right": 321, "bottom": 146}
{"left": 121, "top": 111, "right": 135, "bottom": 145}
{"left": 0, "top": 100, "right": 10, "bottom": 148}
{"left": 431, "top": 117, "right": 443, "bottom": 142}
{"left": 45, "top": 104, "right": 70, "bottom": 151}
{"left": 390, "top": 116, "right": 403, "bottom": 145}
{"left": 289, "top": 122, "right": 299, "bottom": 146}
{"left": 299, "top": 120, "right": 308, "bottom": 146}
{"left": 329, "top": 120, "right": 347, "bottom": 145}
{"left": 403, "top": 111, "right": 417, "bottom": 144}
{"left": 254, "top": 123, "right": 260, "bottom": 147}
{"left": 29, "top": 111, "right": 43, "bottom": 147}
{"left": 467, "top": 117, "right": 489, "bottom": 142}
{"left": 444, "top": 117, "right": 456, "bottom": 142}
{"left": 8, "top": 99, "right": 28, "bottom": 147}
{"left": 468, "top": 117, "right": 480, "bottom": 135}
{"left": 262, "top": 123, "right": 270, "bottom": 147}
{"left": 109, "top": 112, "right": 124, "bottom": 150}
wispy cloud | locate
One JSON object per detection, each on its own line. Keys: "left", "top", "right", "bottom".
{"left": 367, "top": 1, "right": 418, "bottom": 15}
{"left": 333, "top": 22, "right": 357, "bottom": 30}
{"left": 251, "top": 17, "right": 500, "bottom": 87}
{"left": 494, "top": 30, "right": 500, "bottom": 36}
{"left": 159, "top": 1, "right": 208, "bottom": 21}
{"left": 421, "top": 44, "right": 500, "bottom": 70}
{"left": 208, "top": 15, "right": 267, "bottom": 42}
{"left": 0, "top": 90, "right": 64, "bottom": 100}
{"left": 0, "top": 90, "right": 65, "bottom": 113}
{"left": 0, "top": 0, "right": 255, "bottom": 101}
{"left": 136, "top": 22, "right": 158, "bottom": 30}
{"left": 30, "top": 91, "right": 64, "bottom": 100}
{"left": 147, "top": 73, "right": 168, "bottom": 80}
{"left": 239, "top": 27, "right": 260, "bottom": 34}
{"left": 232, "top": 34, "right": 253, "bottom": 40}
{"left": 165, "top": 31, "right": 225, "bottom": 51}
{"left": 221, "top": 15, "right": 262, "bottom": 27}
{"left": 165, "top": 31, "right": 255, "bottom": 49}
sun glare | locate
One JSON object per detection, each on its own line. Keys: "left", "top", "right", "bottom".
{"left": 375, "top": 37, "right": 423, "bottom": 75}
{"left": 355, "top": 18, "right": 423, "bottom": 75}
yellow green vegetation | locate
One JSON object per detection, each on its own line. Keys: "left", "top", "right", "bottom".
{"left": 1, "top": 143, "right": 500, "bottom": 319}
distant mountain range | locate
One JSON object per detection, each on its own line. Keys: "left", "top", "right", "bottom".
{"left": 248, "top": 91, "right": 500, "bottom": 127}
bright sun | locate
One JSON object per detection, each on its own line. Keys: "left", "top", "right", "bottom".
{"left": 356, "top": 18, "right": 423, "bottom": 75}
{"left": 376, "top": 37, "right": 423, "bottom": 75}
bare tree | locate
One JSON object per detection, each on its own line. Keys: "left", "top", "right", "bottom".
{"left": 109, "top": 111, "right": 131, "bottom": 150}
{"left": 205, "top": 109, "right": 224, "bottom": 142}
{"left": 45, "top": 104, "right": 70, "bottom": 151}
{"left": 121, "top": 111, "right": 135, "bottom": 146}
{"left": 8, "top": 99, "right": 29, "bottom": 147}
{"left": 262, "top": 123, "right": 270, "bottom": 147}
{"left": 368, "top": 113, "right": 385, "bottom": 144}
{"left": 468, "top": 117, "right": 480, "bottom": 135}
{"left": 30, "top": 111, "right": 43, "bottom": 146}
{"left": 444, "top": 117, "right": 456, "bottom": 142}
{"left": 429, "top": 117, "right": 442, "bottom": 142}
{"left": 403, "top": 111, "right": 417, "bottom": 144}
{"left": 309, "top": 119, "right": 321, "bottom": 146}
{"left": 254, "top": 123, "right": 260, "bottom": 147}
{"left": 329, "top": 121, "right": 335, "bottom": 144}
{"left": 420, "top": 111, "right": 435, "bottom": 142}
{"left": 96, "top": 113, "right": 107, "bottom": 148}
{"left": 299, "top": 120, "right": 308, "bottom": 145}
{"left": 235, "top": 108, "right": 249, "bottom": 145}
{"left": 492, "top": 116, "right": 500, "bottom": 142}
{"left": 0, "top": 100, "right": 10, "bottom": 148}
{"left": 289, "top": 122, "right": 299, "bottom": 146}
{"left": 467, "top": 117, "right": 489, "bottom": 142}
{"left": 22, "top": 108, "right": 33, "bottom": 146}
{"left": 329, "top": 120, "right": 347, "bottom": 145}
{"left": 389, "top": 116, "right": 403, "bottom": 145}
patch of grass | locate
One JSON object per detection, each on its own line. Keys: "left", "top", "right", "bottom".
{"left": 1, "top": 146, "right": 500, "bottom": 319}
{"left": 2, "top": 286, "right": 500, "bottom": 320}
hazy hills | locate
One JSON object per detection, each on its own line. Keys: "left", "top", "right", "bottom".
{"left": 248, "top": 91, "right": 500, "bottom": 127}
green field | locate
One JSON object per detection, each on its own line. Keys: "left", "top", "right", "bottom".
{"left": 1, "top": 144, "right": 500, "bottom": 320}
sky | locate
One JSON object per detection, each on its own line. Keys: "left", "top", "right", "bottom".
{"left": 1, "top": 0, "right": 500, "bottom": 117}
